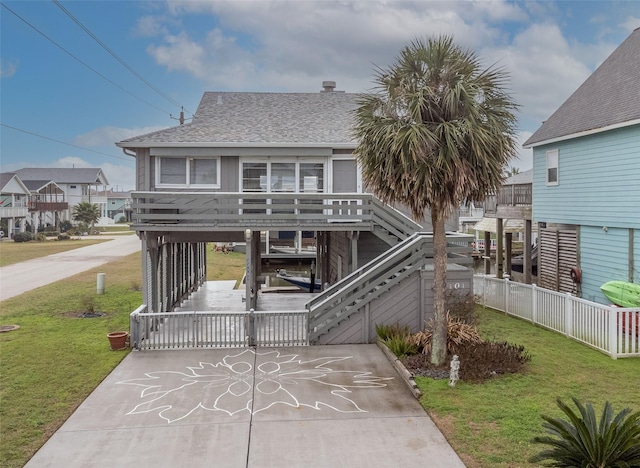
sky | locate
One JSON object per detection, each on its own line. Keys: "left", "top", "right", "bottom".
{"left": 1, "top": 0, "right": 639, "bottom": 191}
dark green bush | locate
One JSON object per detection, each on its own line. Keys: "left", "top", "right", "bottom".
{"left": 57, "top": 233, "right": 71, "bottom": 241}
{"left": 13, "top": 232, "right": 34, "bottom": 242}
{"left": 530, "top": 398, "right": 640, "bottom": 467}
{"left": 456, "top": 341, "right": 530, "bottom": 381}
{"left": 35, "top": 233, "right": 48, "bottom": 242}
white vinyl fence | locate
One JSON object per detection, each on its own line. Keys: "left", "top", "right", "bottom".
{"left": 130, "top": 305, "right": 309, "bottom": 350}
{"left": 474, "top": 275, "right": 640, "bottom": 359}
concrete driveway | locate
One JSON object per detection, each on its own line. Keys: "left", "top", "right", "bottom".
{"left": 25, "top": 344, "right": 465, "bottom": 468}
{"left": 0, "top": 235, "right": 140, "bottom": 301}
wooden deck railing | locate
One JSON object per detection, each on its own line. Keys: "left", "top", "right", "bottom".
{"left": 483, "top": 183, "right": 532, "bottom": 214}
{"left": 130, "top": 191, "right": 421, "bottom": 239}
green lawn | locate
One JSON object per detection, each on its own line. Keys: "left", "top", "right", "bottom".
{"left": 0, "top": 239, "right": 106, "bottom": 267}
{"left": 418, "top": 307, "right": 640, "bottom": 467}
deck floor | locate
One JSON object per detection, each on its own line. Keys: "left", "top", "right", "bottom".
{"left": 175, "top": 281, "right": 319, "bottom": 313}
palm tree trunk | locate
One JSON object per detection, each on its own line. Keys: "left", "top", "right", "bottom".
{"left": 430, "top": 209, "right": 448, "bottom": 366}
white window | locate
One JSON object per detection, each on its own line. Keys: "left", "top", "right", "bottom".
{"left": 156, "top": 157, "right": 219, "bottom": 188}
{"left": 546, "top": 149, "right": 558, "bottom": 185}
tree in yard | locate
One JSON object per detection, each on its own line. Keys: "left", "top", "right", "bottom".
{"left": 72, "top": 201, "right": 101, "bottom": 232}
{"left": 353, "top": 36, "right": 518, "bottom": 365}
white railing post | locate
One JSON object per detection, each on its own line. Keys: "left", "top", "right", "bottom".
{"left": 247, "top": 308, "right": 256, "bottom": 347}
{"left": 505, "top": 278, "right": 511, "bottom": 315}
{"left": 531, "top": 284, "right": 538, "bottom": 325}
{"left": 565, "top": 293, "right": 573, "bottom": 338}
{"left": 608, "top": 306, "right": 618, "bottom": 359}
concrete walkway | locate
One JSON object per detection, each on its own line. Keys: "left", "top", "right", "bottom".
{"left": 25, "top": 344, "right": 465, "bottom": 468}
{"left": 0, "top": 235, "right": 140, "bottom": 300}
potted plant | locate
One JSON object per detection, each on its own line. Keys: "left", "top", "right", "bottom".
{"left": 107, "top": 331, "right": 128, "bottom": 350}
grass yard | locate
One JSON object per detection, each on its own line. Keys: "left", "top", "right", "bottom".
{"left": 0, "top": 245, "right": 247, "bottom": 467}
{"left": 0, "top": 252, "right": 142, "bottom": 467}
{"left": 94, "top": 225, "right": 136, "bottom": 235}
{"left": 418, "top": 307, "right": 640, "bottom": 467}
{"left": 0, "top": 239, "right": 106, "bottom": 267}
{"left": 206, "top": 249, "right": 246, "bottom": 285}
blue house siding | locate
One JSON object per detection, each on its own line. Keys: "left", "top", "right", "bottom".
{"left": 532, "top": 125, "right": 640, "bottom": 229}
{"left": 635, "top": 229, "right": 640, "bottom": 283}
{"left": 580, "top": 226, "right": 632, "bottom": 304}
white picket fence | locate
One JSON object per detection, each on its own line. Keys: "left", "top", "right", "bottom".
{"left": 474, "top": 275, "right": 640, "bottom": 359}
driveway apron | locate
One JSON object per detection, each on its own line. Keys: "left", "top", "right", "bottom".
{"left": 25, "top": 344, "right": 465, "bottom": 467}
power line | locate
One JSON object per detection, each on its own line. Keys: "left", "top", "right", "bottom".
{"left": 1, "top": 123, "right": 133, "bottom": 162}
{"left": 52, "top": 0, "right": 193, "bottom": 116}
{"left": 1, "top": 2, "right": 172, "bottom": 116}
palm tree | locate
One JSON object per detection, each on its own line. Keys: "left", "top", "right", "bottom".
{"left": 353, "top": 36, "right": 518, "bottom": 365}
{"left": 72, "top": 201, "right": 101, "bottom": 233}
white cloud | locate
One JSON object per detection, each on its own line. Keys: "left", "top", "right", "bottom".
{"left": 144, "top": 1, "right": 522, "bottom": 92}
{"left": 621, "top": 16, "right": 640, "bottom": 33}
{"left": 482, "top": 23, "right": 593, "bottom": 128}
{"left": 0, "top": 59, "right": 18, "bottom": 78}
{"left": 135, "top": 15, "right": 169, "bottom": 37}
{"left": 74, "top": 126, "right": 166, "bottom": 147}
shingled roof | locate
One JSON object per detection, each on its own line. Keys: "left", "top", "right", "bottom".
{"left": 524, "top": 27, "right": 640, "bottom": 147}
{"left": 117, "top": 90, "right": 359, "bottom": 147}
{"left": 14, "top": 168, "right": 109, "bottom": 185}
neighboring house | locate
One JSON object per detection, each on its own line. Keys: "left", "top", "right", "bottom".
{"left": 116, "top": 81, "right": 471, "bottom": 345}
{"left": 22, "top": 179, "right": 68, "bottom": 231}
{"left": 15, "top": 168, "right": 109, "bottom": 227}
{"left": 523, "top": 27, "right": 640, "bottom": 303}
{"left": 0, "top": 172, "right": 30, "bottom": 238}
{"left": 91, "top": 189, "right": 133, "bottom": 224}
{"left": 474, "top": 169, "right": 536, "bottom": 283}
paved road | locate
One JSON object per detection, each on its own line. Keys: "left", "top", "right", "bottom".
{"left": 0, "top": 235, "right": 141, "bottom": 301}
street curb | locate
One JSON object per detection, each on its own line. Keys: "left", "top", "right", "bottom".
{"left": 376, "top": 339, "right": 422, "bottom": 399}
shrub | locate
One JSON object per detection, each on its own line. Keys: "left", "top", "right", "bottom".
{"left": 57, "top": 233, "right": 71, "bottom": 241}
{"left": 530, "top": 398, "right": 640, "bottom": 467}
{"left": 13, "top": 232, "right": 34, "bottom": 243}
{"left": 60, "top": 220, "right": 72, "bottom": 232}
{"left": 446, "top": 290, "right": 477, "bottom": 324}
{"left": 35, "top": 232, "right": 48, "bottom": 242}
{"left": 456, "top": 341, "right": 531, "bottom": 381}
{"left": 384, "top": 335, "right": 419, "bottom": 358}
{"left": 376, "top": 322, "right": 411, "bottom": 341}
{"left": 411, "top": 312, "right": 483, "bottom": 354}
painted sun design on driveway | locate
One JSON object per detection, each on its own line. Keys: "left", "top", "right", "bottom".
{"left": 117, "top": 349, "right": 393, "bottom": 423}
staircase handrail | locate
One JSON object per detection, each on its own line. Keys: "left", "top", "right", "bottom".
{"left": 307, "top": 233, "right": 434, "bottom": 340}
{"left": 369, "top": 197, "right": 422, "bottom": 240}
{"left": 306, "top": 232, "right": 426, "bottom": 310}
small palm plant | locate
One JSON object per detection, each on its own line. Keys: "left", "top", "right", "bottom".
{"left": 530, "top": 397, "right": 640, "bottom": 467}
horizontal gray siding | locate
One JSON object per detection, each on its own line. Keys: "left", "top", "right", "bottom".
{"left": 533, "top": 125, "right": 640, "bottom": 229}
{"left": 581, "top": 225, "right": 633, "bottom": 304}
